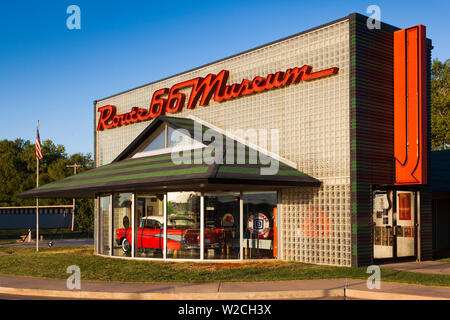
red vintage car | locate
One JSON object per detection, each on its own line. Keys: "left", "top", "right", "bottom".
{"left": 116, "top": 215, "right": 224, "bottom": 253}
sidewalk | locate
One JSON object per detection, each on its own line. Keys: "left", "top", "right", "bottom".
{"left": 0, "top": 275, "right": 449, "bottom": 300}
{"left": 379, "top": 261, "right": 450, "bottom": 275}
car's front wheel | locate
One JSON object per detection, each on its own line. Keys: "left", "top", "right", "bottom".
{"left": 121, "top": 238, "right": 131, "bottom": 253}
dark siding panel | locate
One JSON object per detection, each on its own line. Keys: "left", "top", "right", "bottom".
{"left": 420, "top": 188, "right": 433, "bottom": 260}
{"left": 420, "top": 42, "right": 433, "bottom": 261}
{"left": 350, "top": 13, "right": 398, "bottom": 267}
{"left": 350, "top": 15, "right": 433, "bottom": 266}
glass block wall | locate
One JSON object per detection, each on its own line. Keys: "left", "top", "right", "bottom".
{"left": 94, "top": 19, "right": 351, "bottom": 266}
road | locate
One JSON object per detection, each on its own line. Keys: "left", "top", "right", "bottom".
{"left": 0, "top": 238, "right": 93, "bottom": 248}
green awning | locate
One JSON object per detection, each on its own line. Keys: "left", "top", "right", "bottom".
{"left": 18, "top": 116, "right": 321, "bottom": 198}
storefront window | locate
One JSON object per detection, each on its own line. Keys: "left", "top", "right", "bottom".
{"left": 243, "top": 192, "right": 277, "bottom": 259}
{"left": 112, "top": 193, "right": 133, "bottom": 257}
{"left": 98, "top": 190, "right": 277, "bottom": 260}
{"left": 204, "top": 193, "right": 240, "bottom": 260}
{"left": 135, "top": 193, "right": 165, "bottom": 258}
{"left": 167, "top": 192, "right": 201, "bottom": 259}
{"left": 99, "top": 195, "right": 111, "bottom": 255}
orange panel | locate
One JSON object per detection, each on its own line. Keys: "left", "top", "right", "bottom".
{"left": 394, "top": 25, "right": 427, "bottom": 185}
{"left": 394, "top": 29, "right": 407, "bottom": 166}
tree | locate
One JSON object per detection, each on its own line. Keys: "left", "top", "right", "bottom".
{"left": 0, "top": 138, "right": 95, "bottom": 231}
{"left": 0, "top": 139, "right": 31, "bottom": 205}
{"left": 431, "top": 58, "right": 450, "bottom": 150}
{"left": 76, "top": 198, "right": 95, "bottom": 233}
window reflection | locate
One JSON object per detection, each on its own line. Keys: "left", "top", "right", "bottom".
{"left": 167, "top": 192, "right": 201, "bottom": 259}
{"left": 99, "top": 191, "right": 277, "bottom": 260}
{"left": 243, "top": 192, "right": 277, "bottom": 259}
{"left": 142, "top": 126, "right": 166, "bottom": 152}
{"left": 113, "top": 193, "right": 133, "bottom": 257}
{"left": 135, "top": 194, "right": 165, "bottom": 258}
{"left": 204, "top": 193, "right": 239, "bottom": 259}
{"left": 99, "top": 195, "right": 110, "bottom": 255}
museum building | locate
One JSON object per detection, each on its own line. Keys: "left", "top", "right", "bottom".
{"left": 19, "top": 13, "right": 450, "bottom": 267}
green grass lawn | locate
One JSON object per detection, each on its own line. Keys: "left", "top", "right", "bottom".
{"left": 0, "top": 246, "right": 449, "bottom": 287}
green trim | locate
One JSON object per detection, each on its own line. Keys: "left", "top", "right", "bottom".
{"left": 352, "top": 244, "right": 357, "bottom": 256}
{"left": 218, "top": 166, "right": 307, "bottom": 177}
{"left": 39, "top": 166, "right": 210, "bottom": 190}
{"left": 69, "top": 161, "right": 183, "bottom": 179}
{"left": 351, "top": 181, "right": 357, "bottom": 192}
{"left": 166, "top": 118, "right": 195, "bottom": 124}
{"left": 69, "top": 157, "right": 217, "bottom": 181}
{"left": 104, "top": 150, "right": 204, "bottom": 169}
{"left": 351, "top": 118, "right": 357, "bottom": 129}
{"left": 351, "top": 98, "right": 356, "bottom": 109}
{"left": 351, "top": 160, "right": 357, "bottom": 171}
{"left": 351, "top": 139, "right": 357, "bottom": 150}
{"left": 352, "top": 202, "right": 357, "bottom": 214}
{"left": 352, "top": 223, "right": 357, "bottom": 235}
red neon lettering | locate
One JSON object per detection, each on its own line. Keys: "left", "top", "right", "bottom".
{"left": 280, "top": 66, "right": 311, "bottom": 86}
{"left": 238, "top": 79, "right": 253, "bottom": 95}
{"left": 97, "top": 105, "right": 116, "bottom": 131}
{"left": 220, "top": 83, "right": 241, "bottom": 100}
{"left": 251, "top": 76, "right": 266, "bottom": 93}
{"left": 97, "top": 65, "right": 339, "bottom": 130}
{"left": 187, "top": 70, "right": 229, "bottom": 107}
{"left": 149, "top": 88, "right": 169, "bottom": 118}
{"left": 166, "top": 82, "right": 188, "bottom": 113}
{"left": 302, "top": 67, "right": 339, "bottom": 80}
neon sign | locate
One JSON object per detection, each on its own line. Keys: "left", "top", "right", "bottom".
{"left": 97, "top": 65, "right": 339, "bottom": 131}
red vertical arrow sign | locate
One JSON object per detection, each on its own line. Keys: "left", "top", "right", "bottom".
{"left": 394, "top": 25, "right": 427, "bottom": 185}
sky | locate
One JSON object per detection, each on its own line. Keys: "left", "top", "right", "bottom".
{"left": 0, "top": 0, "right": 448, "bottom": 156}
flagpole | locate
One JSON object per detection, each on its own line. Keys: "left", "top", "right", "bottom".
{"left": 36, "top": 120, "right": 39, "bottom": 252}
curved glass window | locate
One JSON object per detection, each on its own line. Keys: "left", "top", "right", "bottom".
{"left": 167, "top": 191, "right": 201, "bottom": 259}
{"left": 112, "top": 193, "right": 133, "bottom": 257}
{"left": 243, "top": 192, "right": 277, "bottom": 259}
{"left": 99, "top": 195, "right": 111, "bottom": 255}
{"left": 97, "top": 191, "right": 277, "bottom": 260}
{"left": 204, "top": 193, "right": 240, "bottom": 259}
{"left": 135, "top": 193, "right": 164, "bottom": 258}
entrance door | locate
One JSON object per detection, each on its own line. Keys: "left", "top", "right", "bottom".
{"left": 373, "top": 190, "right": 417, "bottom": 261}
{"left": 395, "top": 191, "right": 416, "bottom": 257}
{"left": 373, "top": 191, "right": 394, "bottom": 259}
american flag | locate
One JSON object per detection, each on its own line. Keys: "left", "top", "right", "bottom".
{"left": 36, "top": 122, "right": 43, "bottom": 160}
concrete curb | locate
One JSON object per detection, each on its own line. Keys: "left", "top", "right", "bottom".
{"left": 0, "top": 286, "right": 448, "bottom": 300}
{"left": 0, "top": 286, "right": 343, "bottom": 300}
{"left": 346, "top": 289, "right": 449, "bottom": 300}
